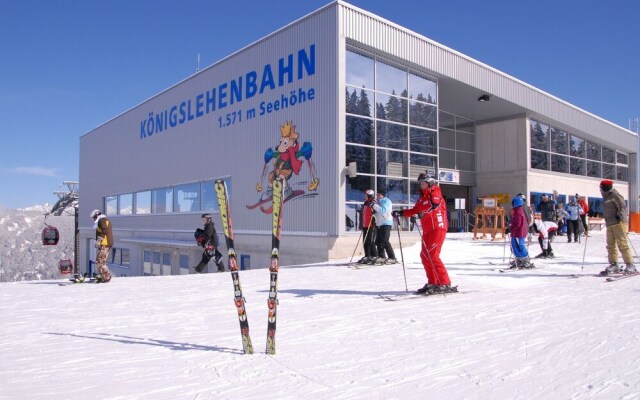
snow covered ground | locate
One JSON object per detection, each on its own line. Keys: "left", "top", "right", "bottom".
{"left": 1, "top": 229, "right": 639, "bottom": 400}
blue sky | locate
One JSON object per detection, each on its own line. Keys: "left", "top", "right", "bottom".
{"left": 1, "top": 0, "right": 638, "bottom": 209}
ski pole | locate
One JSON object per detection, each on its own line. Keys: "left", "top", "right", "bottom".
{"left": 627, "top": 232, "right": 639, "bottom": 260}
{"left": 502, "top": 231, "right": 507, "bottom": 262}
{"left": 349, "top": 228, "right": 364, "bottom": 263}
{"left": 581, "top": 232, "right": 588, "bottom": 270}
{"left": 394, "top": 215, "right": 408, "bottom": 292}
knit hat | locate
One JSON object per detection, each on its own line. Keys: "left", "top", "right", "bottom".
{"left": 600, "top": 179, "right": 614, "bottom": 192}
{"left": 377, "top": 187, "right": 387, "bottom": 196}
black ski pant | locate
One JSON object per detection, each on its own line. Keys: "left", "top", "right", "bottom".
{"left": 196, "top": 248, "right": 224, "bottom": 271}
{"left": 566, "top": 219, "right": 580, "bottom": 242}
{"left": 363, "top": 226, "right": 378, "bottom": 258}
{"left": 375, "top": 225, "right": 396, "bottom": 260}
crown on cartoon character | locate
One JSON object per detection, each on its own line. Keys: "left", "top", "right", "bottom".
{"left": 280, "top": 121, "right": 299, "bottom": 140}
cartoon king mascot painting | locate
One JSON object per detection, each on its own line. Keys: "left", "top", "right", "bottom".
{"left": 247, "top": 121, "right": 319, "bottom": 213}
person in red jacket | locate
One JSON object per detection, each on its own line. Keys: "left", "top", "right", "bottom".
{"left": 392, "top": 173, "right": 453, "bottom": 294}
{"left": 577, "top": 194, "right": 589, "bottom": 237}
{"left": 357, "top": 189, "right": 378, "bottom": 264}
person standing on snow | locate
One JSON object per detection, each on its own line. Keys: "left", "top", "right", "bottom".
{"left": 564, "top": 197, "right": 581, "bottom": 243}
{"left": 599, "top": 180, "right": 636, "bottom": 276}
{"left": 508, "top": 196, "right": 533, "bottom": 269}
{"left": 357, "top": 189, "right": 378, "bottom": 264}
{"left": 577, "top": 195, "right": 590, "bottom": 237}
{"left": 194, "top": 213, "right": 225, "bottom": 273}
{"left": 532, "top": 219, "right": 558, "bottom": 259}
{"left": 392, "top": 174, "right": 453, "bottom": 294}
{"left": 90, "top": 210, "right": 113, "bottom": 283}
{"left": 370, "top": 188, "right": 397, "bottom": 264}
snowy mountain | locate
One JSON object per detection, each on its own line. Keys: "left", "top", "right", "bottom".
{"left": 0, "top": 205, "right": 75, "bottom": 282}
{"left": 1, "top": 230, "right": 639, "bottom": 399}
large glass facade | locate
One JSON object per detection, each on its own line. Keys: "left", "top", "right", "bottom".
{"left": 530, "top": 118, "right": 628, "bottom": 180}
{"left": 345, "top": 49, "right": 476, "bottom": 231}
{"left": 345, "top": 50, "right": 440, "bottom": 224}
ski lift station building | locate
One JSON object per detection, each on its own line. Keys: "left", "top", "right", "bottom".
{"left": 79, "top": 1, "right": 638, "bottom": 277}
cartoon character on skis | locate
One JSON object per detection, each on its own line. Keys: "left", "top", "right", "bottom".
{"left": 248, "top": 121, "right": 319, "bottom": 212}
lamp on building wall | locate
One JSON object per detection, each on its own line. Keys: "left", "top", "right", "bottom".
{"left": 477, "top": 94, "right": 491, "bottom": 102}
{"left": 346, "top": 161, "right": 357, "bottom": 178}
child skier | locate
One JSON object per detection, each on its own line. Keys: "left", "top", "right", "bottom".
{"left": 509, "top": 197, "right": 533, "bottom": 269}
{"left": 532, "top": 219, "right": 558, "bottom": 259}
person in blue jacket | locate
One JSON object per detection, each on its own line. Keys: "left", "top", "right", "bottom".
{"left": 564, "top": 196, "right": 582, "bottom": 243}
{"left": 370, "top": 188, "right": 397, "bottom": 264}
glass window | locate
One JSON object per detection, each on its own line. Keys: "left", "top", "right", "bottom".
{"left": 345, "top": 87, "right": 374, "bottom": 117}
{"left": 617, "top": 166, "right": 628, "bottom": 181}
{"left": 376, "top": 121, "right": 407, "bottom": 150}
{"left": 119, "top": 193, "right": 133, "bottom": 215}
{"left": 410, "top": 128, "right": 437, "bottom": 155}
{"left": 153, "top": 251, "right": 161, "bottom": 275}
{"left": 346, "top": 51, "right": 374, "bottom": 89}
{"left": 440, "top": 149, "right": 455, "bottom": 169}
{"left": 456, "top": 116, "right": 474, "bottom": 134}
{"left": 410, "top": 153, "right": 437, "bottom": 174}
{"left": 375, "top": 60, "right": 406, "bottom": 96}
{"left": 346, "top": 116, "right": 374, "bottom": 145}
{"left": 409, "top": 73, "right": 436, "bottom": 104}
{"left": 152, "top": 188, "right": 173, "bottom": 213}
{"left": 602, "top": 163, "right": 616, "bottom": 180}
{"left": 346, "top": 145, "right": 375, "bottom": 174}
{"left": 601, "top": 147, "right": 615, "bottom": 164}
{"left": 122, "top": 249, "right": 130, "bottom": 267}
{"left": 531, "top": 150, "right": 549, "bottom": 170}
{"left": 143, "top": 250, "right": 152, "bottom": 275}
{"left": 105, "top": 196, "right": 117, "bottom": 216}
{"left": 586, "top": 141, "right": 601, "bottom": 161}
{"left": 345, "top": 203, "right": 359, "bottom": 232}
{"left": 439, "top": 111, "right": 455, "bottom": 129}
{"left": 550, "top": 128, "right": 568, "bottom": 155}
{"left": 135, "top": 191, "right": 151, "bottom": 214}
{"left": 586, "top": 161, "right": 601, "bottom": 178}
{"left": 376, "top": 177, "right": 408, "bottom": 206}
{"left": 174, "top": 183, "right": 200, "bottom": 213}
{"left": 570, "top": 157, "right": 585, "bottom": 175}
{"left": 376, "top": 149, "right": 407, "bottom": 177}
{"left": 201, "top": 181, "right": 217, "bottom": 212}
{"left": 162, "top": 252, "right": 171, "bottom": 275}
{"left": 617, "top": 152, "right": 628, "bottom": 165}
{"left": 457, "top": 151, "right": 475, "bottom": 172}
{"left": 409, "top": 101, "right": 436, "bottom": 129}
{"left": 376, "top": 93, "right": 407, "bottom": 123}
{"left": 530, "top": 120, "right": 549, "bottom": 151}
{"left": 180, "top": 254, "right": 190, "bottom": 275}
{"left": 456, "top": 132, "right": 475, "bottom": 153}
{"left": 569, "top": 135, "right": 585, "bottom": 157}
{"left": 551, "top": 154, "right": 569, "bottom": 173}
{"left": 439, "top": 129, "right": 455, "bottom": 149}
{"left": 346, "top": 175, "right": 376, "bottom": 202}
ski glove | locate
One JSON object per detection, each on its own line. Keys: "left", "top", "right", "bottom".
{"left": 264, "top": 148, "right": 276, "bottom": 164}
{"left": 410, "top": 216, "right": 417, "bottom": 224}
{"left": 299, "top": 142, "right": 313, "bottom": 160}
{"left": 391, "top": 210, "right": 402, "bottom": 218}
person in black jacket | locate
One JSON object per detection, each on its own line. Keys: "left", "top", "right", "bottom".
{"left": 538, "top": 193, "right": 556, "bottom": 222}
{"left": 194, "top": 213, "right": 225, "bottom": 273}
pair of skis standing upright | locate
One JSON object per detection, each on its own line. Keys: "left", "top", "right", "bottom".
{"left": 214, "top": 178, "right": 284, "bottom": 355}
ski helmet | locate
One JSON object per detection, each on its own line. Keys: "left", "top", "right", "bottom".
{"left": 511, "top": 197, "right": 524, "bottom": 208}
{"left": 90, "top": 209, "right": 101, "bottom": 219}
{"left": 365, "top": 189, "right": 374, "bottom": 198}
